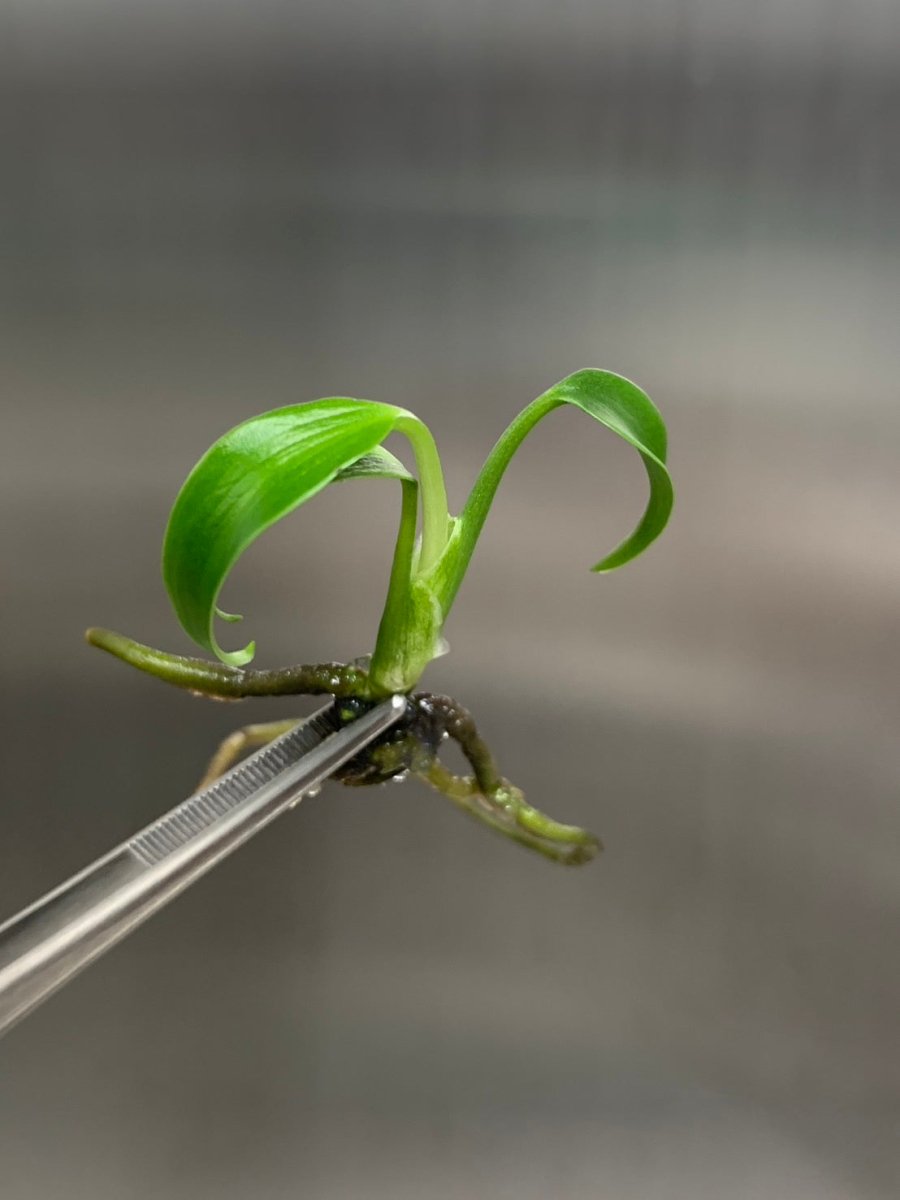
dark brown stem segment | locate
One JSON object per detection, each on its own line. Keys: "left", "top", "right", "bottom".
{"left": 415, "top": 693, "right": 504, "bottom": 793}
{"left": 85, "top": 628, "right": 376, "bottom": 700}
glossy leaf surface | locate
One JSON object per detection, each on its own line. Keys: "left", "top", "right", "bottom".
{"left": 163, "top": 399, "right": 415, "bottom": 665}
{"left": 430, "top": 369, "right": 673, "bottom": 614}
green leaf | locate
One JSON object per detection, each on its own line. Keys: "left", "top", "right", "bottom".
{"left": 160, "top": 370, "right": 671, "bottom": 693}
{"left": 430, "top": 368, "right": 673, "bottom": 615}
{"left": 335, "top": 447, "right": 415, "bottom": 484}
{"left": 547, "top": 369, "right": 671, "bottom": 572}
{"left": 163, "top": 399, "right": 418, "bottom": 666}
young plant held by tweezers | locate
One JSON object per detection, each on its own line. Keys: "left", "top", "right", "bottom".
{"left": 88, "top": 369, "right": 672, "bottom": 865}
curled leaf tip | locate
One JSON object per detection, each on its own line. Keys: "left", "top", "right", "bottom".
{"left": 212, "top": 637, "right": 256, "bottom": 668}
{"left": 161, "top": 397, "right": 419, "bottom": 666}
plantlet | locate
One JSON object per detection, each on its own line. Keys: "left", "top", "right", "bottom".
{"left": 87, "top": 369, "right": 672, "bottom": 865}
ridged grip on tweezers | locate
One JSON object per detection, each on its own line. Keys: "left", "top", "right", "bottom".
{"left": 0, "top": 696, "right": 405, "bottom": 1038}
{"left": 129, "top": 707, "right": 339, "bottom": 866}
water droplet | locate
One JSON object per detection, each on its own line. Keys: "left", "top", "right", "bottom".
{"left": 306, "top": 783, "right": 322, "bottom": 799}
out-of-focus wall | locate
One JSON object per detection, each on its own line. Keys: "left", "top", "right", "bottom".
{"left": 1, "top": 3, "right": 898, "bottom": 1198}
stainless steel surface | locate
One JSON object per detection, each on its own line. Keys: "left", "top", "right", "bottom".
{"left": 0, "top": 697, "right": 405, "bottom": 1038}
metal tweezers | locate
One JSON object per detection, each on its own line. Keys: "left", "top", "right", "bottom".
{"left": 0, "top": 695, "right": 406, "bottom": 1039}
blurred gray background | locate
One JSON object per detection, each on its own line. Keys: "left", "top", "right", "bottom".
{"left": 1, "top": 2, "right": 898, "bottom": 1197}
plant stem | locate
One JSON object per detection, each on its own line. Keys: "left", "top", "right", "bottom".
{"left": 85, "top": 628, "right": 375, "bottom": 699}
{"left": 368, "top": 476, "right": 421, "bottom": 693}
{"left": 395, "top": 413, "right": 449, "bottom": 574}
{"left": 431, "top": 393, "right": 559, "bottom": 612}
{"left": 417, "top": 763, "right": 599, "bottom": 865}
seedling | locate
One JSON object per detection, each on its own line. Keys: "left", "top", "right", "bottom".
{"left": 87, "top": 369, "right": 672, "bottom": 865}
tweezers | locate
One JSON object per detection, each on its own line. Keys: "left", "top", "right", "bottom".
{"left": 0, "top": 694, "right": 406, "bottom": 1038}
